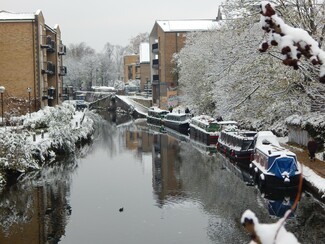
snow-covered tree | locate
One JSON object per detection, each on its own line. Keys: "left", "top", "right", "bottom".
{"left": 176, "top": 0, "right": 324, "bottom": 133}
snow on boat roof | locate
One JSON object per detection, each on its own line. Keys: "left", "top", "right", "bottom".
{"left": 222, "top": 129, "right": 257, "bottom": 140}
{"left": 191, "top": 115, "right": 216, "bottom": 125}
{"left": 166, "top": 112, "right": 187, "bottom": 117}
{"left": 217, "top": 121, "right": 237, "bottom": 125}
{"left": 255, "top": 131, "right": 296, "bottom": 157}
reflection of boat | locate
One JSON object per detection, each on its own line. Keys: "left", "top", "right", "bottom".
{"left": 217, "top": 129, "right": 256, "bottom": 166}
{"left": 162, "top": 113, "right": 191, "bottom": 135}
{"left": 267, "top": 196, "right": 295, "bottom": 218}
{"left": 250, "top": 131, "right": 302, "bottom": 190}
{"left": 147, "top": 107, "right": 169, "bottom": 126}
{"left": 190, "top": 139, "right": 217, "bottom": 155}
{"left": 189, "top": 115, "right": 237, "bottom": 145}
{"left": 262, "top": 189, "right": 298, "bottom": 218}
{"left": 217, "top": 152, "right": 254, "bottom": 186}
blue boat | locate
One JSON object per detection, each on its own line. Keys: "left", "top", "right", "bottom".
{"left": 250, "top": 131, "right": 302, "bottom": 190}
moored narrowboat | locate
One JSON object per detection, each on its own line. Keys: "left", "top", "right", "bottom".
{"left": 249, "top": 131, "right": 302, "bottom": 190}
{"left": 217, "top": 129, "right": 257, "bottom": 166}
{"left": 147, "top": 107, "right": 169, "bottom": 126}
{"left": 189, "top": 115, "right": 237, "bottom": 145}
{"left": 162, "top": 112, "right": 191, "bottom": 135}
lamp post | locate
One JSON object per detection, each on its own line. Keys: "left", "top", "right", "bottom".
{"left": 0, "top": 86, "right": 5, "bottom": 126}
{"left": 27, "top": 87, "right": 32, "bottom": 117}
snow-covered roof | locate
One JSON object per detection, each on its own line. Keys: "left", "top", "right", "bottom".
{"left": 139, "top": 42, "right": 150, "bottom": 63}
{"left": 255, "top": 131, "right": 296, "bottom": 157}
{"left": 156, "top": 19, "right": 220, "bottom": 32}
{"left": 191, "top": 115, "right": 217, "bottom": 125}
{"left": 217, "top": 121, "right": 237, "bottom": 125}
{"left": 0, "top": 10, "right": 35, "bottom": 20}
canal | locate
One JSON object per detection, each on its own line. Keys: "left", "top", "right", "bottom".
{"left": 0, "top": 114, "right": 324, "bottom": 243}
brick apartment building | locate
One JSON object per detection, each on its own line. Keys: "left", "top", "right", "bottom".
{"left": 123, "top": 54, "right": 139, "bottom": 83}
{"left": 139, "top": 42, "right": 150, "bottom": 92}
{"left": 149, "top": 19, "right": 219, "bottom": 109}
{"left": 123, "top": 43, "right": 151, "bottom": 94}
{"left": 0, "top": 10, "right": 66, "bottom": 119}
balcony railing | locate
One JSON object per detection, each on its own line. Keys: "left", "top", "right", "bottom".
{"left": 152, "top": 75, "right": 159, "bottom": 85}
{"left": 59, "top": 66, "right": 67, "bottom": 76}
{"left": 41, "top": 61, "right": 55, "bottom": 75}
{"left": 152, "top": 59, "right": 159, "bottom": 69}
{"left": 152, "top": 43, "right": 158, "bottom": 53}
{"left": 40, "top": 36, "right": 55, "bottom": 53}
{"left": 58, "top": 45, "right": 66, "bottom": 55}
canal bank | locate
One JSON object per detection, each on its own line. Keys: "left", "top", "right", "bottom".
{"left": 281, "top": 141, "right": 325, "bottom": 203}
{"left": 0, "top": 103, "right": 98, "bottom": 187}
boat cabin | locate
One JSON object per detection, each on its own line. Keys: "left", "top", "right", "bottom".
{"left": 147, "top": 107, "right": 169, "bottom": 119}
{"left": 253, "top": 131, "right": 299, "bottom": 179}
{"left": 219, "top": 130, "right": 256, "bottom": 151}
{"left": 165, "top": 113, "right": 190, "bottom": 122}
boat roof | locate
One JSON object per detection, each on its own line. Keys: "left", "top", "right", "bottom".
{"left": 191, "top": 115, "right": 216, "bottom": 125}
{"left": 148, "top": 107, "right": 169, "bottom": 113}
{"left": 221, "top": 129, "right": 257, "bottom": 139}
{"left": 166, "top": 112, "right": 187, "bottom": 117}
{"left": 255, "top": 131, "right": 296, "bottom": 157}
{"left": 217, "top": 121, "right": 237, "bottom": 125}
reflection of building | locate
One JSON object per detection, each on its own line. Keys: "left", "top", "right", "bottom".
{"left": 125, "top": 129, "right": 152, "bottom": 153}
{"left": 149, "top": 20, "right": 218, "bottom": 109}
{"left": 152, "top": 133, "right": 182, "bottom": 206}
{"left": 0, "top": 10, "right": 66, "bottom": 116}
{"left": 0, "top": 179, "right": 71, "bottom": 243}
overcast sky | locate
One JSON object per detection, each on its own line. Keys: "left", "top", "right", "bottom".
{"left": 1, "top": 0, "right": 222, "bottom": 52}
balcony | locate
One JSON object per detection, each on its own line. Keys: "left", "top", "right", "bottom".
{"left": 40, "top": 36, "right": 56, "bottom": 53}
{"left": 59, "top": 66, "right": 67, "bottom": 76}
{"left": 58, "top": 45, "right": 66, "bottom": 55}
{"left": 152, "top": 43, "right": 158, "bottom": 53}
{"left": 152, "top": 59, "right": 159, "bottom": 69}
{"left": 41, "top": 61, "right": 55, "bottom": 75}
{"left": 152, "top": 75, "right": 159, "bottom": 85}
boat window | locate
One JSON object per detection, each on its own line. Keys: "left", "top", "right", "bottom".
{"left": 241, "top": 140, "right": 254, "bottom": 150}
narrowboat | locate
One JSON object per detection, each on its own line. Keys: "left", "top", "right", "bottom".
{"left": 249, "top": 131, "right": 302, "bottom": 190}
{"left": 147, "top": 107, "right": 169, "bottom": 126}
{"left": 189, "top": 115, "right": 237, "bottom": 145}
{"left": 217, "top": 129, "right": 257, "bottom": 165}
{"left": 162, "top": 112, "right": 191, "bottom": 135}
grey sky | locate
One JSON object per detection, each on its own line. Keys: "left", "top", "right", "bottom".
{"left": 2, "top": 0, "right": 222, "bottom": 52}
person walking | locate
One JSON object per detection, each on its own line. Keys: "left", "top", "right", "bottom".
{"left": 307, "top": 137, "right": 317, "bottom": 162}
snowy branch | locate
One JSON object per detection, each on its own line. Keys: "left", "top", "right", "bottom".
{"left": 259, "top": 1, "right": 325, "bottom": 83}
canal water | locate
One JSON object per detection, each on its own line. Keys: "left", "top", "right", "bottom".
{"left": 0, "top": 114, "right": 324, "bottom": 243}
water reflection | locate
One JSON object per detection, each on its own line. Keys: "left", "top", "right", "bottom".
{"left": 0, "top": 157, "right": 76, "bottom": 243}
{"left": 1, "top": 114, "right": 325, "bottom": 243}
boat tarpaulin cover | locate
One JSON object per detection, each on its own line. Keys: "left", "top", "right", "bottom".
{"left": 267, "top": 156, "right": 298, "bottom": 178}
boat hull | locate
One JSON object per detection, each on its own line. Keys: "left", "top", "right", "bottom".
{"left": 147, "top": 116, "right": 163, "bottom": 126}
{"left": 189, "top": 126, "right": 218, "bottom": 145}
{"left": 250, "top": 161, "right": 302, "bottom": 191}
{"left": 164, "top": 120, "right": 189, "bottom": 135}
{"left": 217, "top": 141, "right": 253, "bottom": 167}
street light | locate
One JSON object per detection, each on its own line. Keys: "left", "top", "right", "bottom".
{"left": 0, "top": 86, "right": 5, "bottom": 126}
{"left": 27, "top": 87, "right": 32, "bottom": 117}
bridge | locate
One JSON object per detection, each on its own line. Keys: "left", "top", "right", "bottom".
{"left": 77, "top": 90, "right": 150, "bottom": 118}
